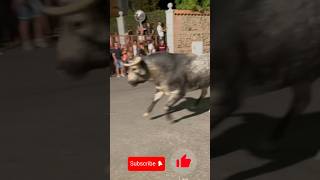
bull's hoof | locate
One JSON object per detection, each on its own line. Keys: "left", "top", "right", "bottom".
{"left": 143, "top": 112, "right": 150, "bottom": 117}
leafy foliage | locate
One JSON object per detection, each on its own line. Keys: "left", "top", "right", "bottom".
{"left": 175, "top": 0, "right": 210, "bottom": 11}
{"left": 128, "top": 0, "right": 160, "bottom": 12}
{"left": 110, "top": 10, "right": 166, "bottom": 34}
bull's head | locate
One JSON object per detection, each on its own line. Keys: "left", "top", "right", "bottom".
{"left": 124, "top": 57, "right": 150, "bottom": 87}
{"left": 42, "top": 0, "right": 107, "bottom": 78}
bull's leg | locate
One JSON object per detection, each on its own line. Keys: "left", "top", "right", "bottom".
{"left": 212, "top": 87, "right": 241, "bottom": 130}
{"left": 271, "top": 82, "right": 311, "bottom": 141}
{"left": 194, "top": 88, "right": 208, "bottom": 107}
{"left": 261, "top": 82, "right": 311, "bottom": 151}
{"left": 164, "top": 90, "right": 185, "bottom": 120}
{"left": 143, "top": 90, "right": 164, "bottom": 117}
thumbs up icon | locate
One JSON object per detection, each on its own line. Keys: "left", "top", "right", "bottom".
{"left": 176, "top": 154, "right": 191, "bottom": 168}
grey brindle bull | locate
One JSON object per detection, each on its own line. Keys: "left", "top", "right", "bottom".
{"left": 42, "top": 0, "right": 107, "bottom": 77}
{"left": 214, "top": 0, "right": 320, "bottom": 148}
{"left": 124, "top": 53, "right": 210, "bottom": 119}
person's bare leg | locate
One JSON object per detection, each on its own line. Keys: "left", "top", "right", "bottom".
{"left": 116, "top": 68, "right": 120, "bottom": 77}
{"left": 121, "top": 68, "right": 125, "bottom": 76}
{"left": 33, "top": 16, "right": 47, "bottom": 48}
{"left": 19, "top": 20, "right": 33, "bottom": 50}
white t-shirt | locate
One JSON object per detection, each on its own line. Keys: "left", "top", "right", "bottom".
{"left": 148, "top": 43, "right": 155, "bottom": 54}
{"left": 133, "top": 44, "right": 138, "bottom": 56}
{"left": 157, "top": 25, "right": 164, "bottom": 37}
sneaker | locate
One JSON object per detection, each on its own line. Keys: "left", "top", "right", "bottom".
{"left": 22, "top": 41, "right": 34, "bottom": 51}
{"left": 117, "top": 75, "right": 120, "bottom": 78}
{"left": 34, "top": 38, "right": 48, "bottom": 48}
{"left": 121, "top": 74, "right": 126, "bottom": 77}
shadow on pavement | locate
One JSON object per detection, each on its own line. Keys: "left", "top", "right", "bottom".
{"left": 150, "top": 97, "right": 210, "bottom": 122}
{"left": 212, "top": 112, "right": 320, "bottom": 180}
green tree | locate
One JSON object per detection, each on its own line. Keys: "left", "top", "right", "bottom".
{"left": 175, "top": 0, "right": 209, "bottom": 11}
{"left": 129, "top": 0, "right": 160, "bottom": 12}
{"left": 175, "top": 0, "right": 198, "bottom": 10}
{"left": 201, "top": 0, "right": 210, "bottom": 10}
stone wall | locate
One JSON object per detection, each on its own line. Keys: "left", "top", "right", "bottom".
{"left": 172, "top": 10, "right": 210, "bottom": 54}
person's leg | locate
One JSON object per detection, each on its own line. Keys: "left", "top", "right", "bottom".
{"left": 15, "top": 1, "right": 33, "bottom": 50}
{"left": 33, "top": 16, "right": 44, "bottom": 40}
{"left": 19, "top": 20, "right": 33, "bottom": 50}
{"left": 116, "top": 60, "right": 121, "bottom": 77}
{"left": 119, "top": 61, "right": 126, "bottom": 76}
{"left": 31, "top": 0, "right": 48, "bottom": 48}
{"left": 19, "top": 20, "right": 30, "bottom": 42}
{"left": 120, "top": 67, "right": 125, "bottom": 77}
{"left": 33, "top": 16, "right": 48, "bottom": 48}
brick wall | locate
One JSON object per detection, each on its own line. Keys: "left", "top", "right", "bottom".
{"left": 172, "top": 10, "right": 210, "bottom": 54}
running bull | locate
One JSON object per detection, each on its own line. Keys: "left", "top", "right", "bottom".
{"left": 42, "top": 0, "right": 107, "bottom": 77}
{"left": 214, "top": 0, "right": 320, "bottom": 147}
{"left": 124, "top": 53, "right": 210, "bottom": 119}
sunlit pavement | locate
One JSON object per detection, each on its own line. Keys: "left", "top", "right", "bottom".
{"left": 213, "top": 79, "right": 320, "bottom": 180}
{"left": 110, "top": 77, "right": 210, "bottom": 180}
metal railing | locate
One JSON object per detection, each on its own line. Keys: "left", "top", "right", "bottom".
{"left": 110, "top": 34, "right": 165, "bottom": 48}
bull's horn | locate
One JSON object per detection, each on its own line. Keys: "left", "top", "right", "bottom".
{"left": 124, "top": 57, "right": 142, "bottom": 67}
{"left": 42, "top": 0, "right": 96, "bottom": 16}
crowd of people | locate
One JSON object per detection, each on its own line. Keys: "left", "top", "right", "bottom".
{"left": 1, "top": 1, "right": 168, "bottom": 79}
{"left": 0, "top": 0, "right": 60, "bottom": 55}
{"left": 110, "top": 21, "right": 168, "bottom": 77}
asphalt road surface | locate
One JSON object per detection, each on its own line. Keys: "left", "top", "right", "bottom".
{"left": 110, "top": 78, "right": 210, "bottom": 180}
{"left": 3, "top": 47, "right": 320, "bottom": 180}
{"left": 0, "top": 48, "right": 107, "bottom": 180}
{"left": 212, "top": 79, "right": 320, "bottom": 180}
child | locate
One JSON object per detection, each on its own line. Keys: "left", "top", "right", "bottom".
{"left": 122, "top": 48, "right": 129, "bottom": 76}
{"left": 147, "top": 40, "right": 156, "bottom": 55}
{"left": 158, "top": 40, "right": 167, "bottom": 52}
{"left": 112, "top": 42, "right": 125, "bottom": 77}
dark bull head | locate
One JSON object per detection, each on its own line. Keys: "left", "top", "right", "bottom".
{"left": 42, "top": 0, "right": 108, "bottom": 77}
{"left": 124, "top": 57, "right": 150, "bottom": 86}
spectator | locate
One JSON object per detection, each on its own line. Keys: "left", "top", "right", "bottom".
{"left": 114, "top": 32, "right": 120, "bottom": 43}
{"left": 137, "top": 30, "right": 145, "bottom": 43}
{"left": 147, "top": 40, "right": 156, "bottom": 55}
{"left": 13, "top": 0, "right": 48, "bottom": 51}
{"left": 122, "top": 47, "right": 129, "bottom": 75}
{"left": 121, "top": 47, "right": 129, "bottom": 64}
{"left": 156, "top": 22, "right": 165, "bottom": 41}
{"left": 132, "top": 40, "right": 138, "bottom": 57}
{"left": 145, "top": 22, "right": 154, "bottom": 42}
{"left": 158, "top": 40, "right": 167, "bottom": 52}
{"left": 110, "top": 35, "right": 114, "bottom": 51}
{"left": 138, "top": 42, "right": 147, "bottom": 56}
{"left": 112, "top": 42, "right": 125, "bottom": 77}
{"left": 146, "top": 23, "right": 154, "bottom": 35}
{"left": 109, "top": 42, "right": 116, "bottom": 77}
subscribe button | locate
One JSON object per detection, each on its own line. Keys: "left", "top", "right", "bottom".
{"left": 128, "top": 157, "right": 165, "bottom": 171}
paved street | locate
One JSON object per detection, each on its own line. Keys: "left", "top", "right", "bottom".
{"left": 110, "top": 78, "right": 210, "bottom": 180}
{"left": 0, "top": 48, "right": 107, "bottom": 180}
{"left": 212, "top": 79, "right": 320, "bottom": 180}
{"left": 2, "top": 47, "right": 320, "bottom": 180}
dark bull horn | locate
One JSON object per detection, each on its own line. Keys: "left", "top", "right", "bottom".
{"left": 124, "top": 57, "right": 142, "bottom": 67}
{"left": 42, "top": 0, "right": 96, "bottom": 16}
